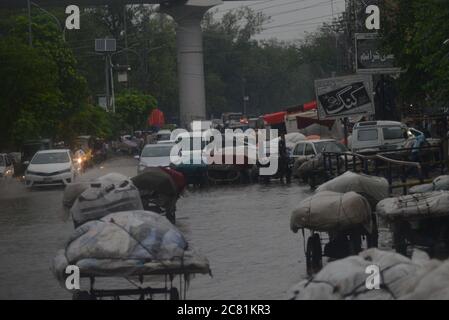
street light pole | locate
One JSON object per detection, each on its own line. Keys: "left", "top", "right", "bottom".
{"left": 27, "top": 0, "right": 32, "bottom": 47}
{"left": 105, "top": 54, "right": 110, "bottom": 112}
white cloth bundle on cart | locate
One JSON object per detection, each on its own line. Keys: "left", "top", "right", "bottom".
{"left": 409, "top": 175, "right": 449, "bottom": 194}
{"left": 376, "top": 191, "right": 449, "bottom": 221}
{"left": 52, "top": 210, "right": 210, "bottom": 286}
{"left": 289, "top": 248, "right": 449, "bottom": 300}
{"left": 316, "top": 171, "right": 389, "bottom": 207}
{"left": 288, "top": 249, "right": 425, "bottom": 300}
{"left": 290, "top": 191, "right": 372, "bottom": 233}
{"left": 70, "top": 173, "right": 143, "bottom": 227}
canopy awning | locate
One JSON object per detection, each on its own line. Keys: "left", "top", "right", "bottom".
{"left": 303, "top": 101, "right": 317, "bottom": 111}
{"left": 263, "top": 111, "right": 287, "bottom": 125}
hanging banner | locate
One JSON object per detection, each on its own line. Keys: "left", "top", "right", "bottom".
{"left": 315, "top": 74, "right": 375, "bottom": 120}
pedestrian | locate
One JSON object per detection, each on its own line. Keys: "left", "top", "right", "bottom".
{"left": 409, "top": 133, "right": 429, "bottom": 178}
{"left": 278, "top": 133, "right": 290, "bottom": 184}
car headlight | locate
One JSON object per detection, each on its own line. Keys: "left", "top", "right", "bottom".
{"left": 60, "top": 168, "right": 72, "bottom": 174}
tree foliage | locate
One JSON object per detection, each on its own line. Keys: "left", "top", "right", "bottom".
{"left": 115, "top": 90, "right": 157, "bottom": 132}
{"left": 382, "top": 0, "right": 449, "bottom": 108}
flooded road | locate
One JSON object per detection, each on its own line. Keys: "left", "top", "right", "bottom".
{"left": 0, "top": 156, "right": 314, "bottom": 299}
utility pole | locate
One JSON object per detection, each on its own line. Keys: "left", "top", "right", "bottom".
{"left": 105, "top": 54, "right": 110, "bottom": 111}
{"left": 27, "top": 0, "right": 32, "bottom": 47}
{"left": 123, "top": 5, "right": 129, "bottom": 66}
{"left": 110, "top": 57, "right": 116, "bottom": 113}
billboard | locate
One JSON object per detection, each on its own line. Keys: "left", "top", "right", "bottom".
{"left": 355, "top": 33, "right": 401, "bottom": 74}
{"left": 315, "top": 74, "right": 375, "bottom": 120}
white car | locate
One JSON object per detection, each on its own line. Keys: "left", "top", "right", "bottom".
{"left": 156, "top": 130, "right": 173, "bottom": 144}
{"left": 137, "top": 143, "right": 174, "bottom": 174}
{"left": 25, "top": 149, "right": 76, "bottom": 187}
{"left": 292, "top": 139, "right": 349, "bottom": 162}
{"left": 0, "top": 153, "right": 14, "bottom": 179}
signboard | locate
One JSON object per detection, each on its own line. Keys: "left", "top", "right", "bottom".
{"left": 315, "top": 74, "right": 375, "bottom": 120}
{"left": 355, "top": 33, "right": 400, "bottom": 74}
{"left": 95, "top": 38, "right": 116, "bottom": 52}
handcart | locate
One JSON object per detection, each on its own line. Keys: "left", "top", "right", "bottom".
{"left": 302, "top": 221, "right": 378, "bottom": 276}
{"left": 52, "top": 211, "right": 210, "bottom": 300}
{"left": 291, "top": 191, "right": 379, "bottom": 276}
{"left": 71, "top": 265, "right": 207, "bottom": 300}
{"left": 377, "top": 191, "right": 449, "bottom": 259}
{"left": 392, "top": 216, "right": 449, "bottom": 259}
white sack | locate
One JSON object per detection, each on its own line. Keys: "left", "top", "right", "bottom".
{"left": 52, "top": 210, "right": 210, "bottom": 285}
{"left": 70, "top": 173, "right": 143, "bottom": 226}
{"left": 316, "top": 171, "right": 389, "bottom": 207}
{"left": 290, "top": 191, "right": 372, "bottom": 233}
{"left": 376, "top": 191, "right": 449, "bottom": 221}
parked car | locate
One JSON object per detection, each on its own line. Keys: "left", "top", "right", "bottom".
{"left": 25, "top": 149, "right": 76, "bottom": 187}
{"left": 351, "top": 121, "right": 435, "bottom": 153}
{"left": 20, "top": 139, "right": 53, "bottom": 174}
{"left": 156, "top": 130, "right": 173, "bottom": 144}
{"left": 136, "top": 143, "right": 174, "bottom": 174}
{"left": 0, "top": 153, "right": 14, "bottom": 179}
{"left": 292, "top": 139, "right": 348, "bottom": 163}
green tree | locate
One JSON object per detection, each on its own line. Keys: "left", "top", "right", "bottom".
{"left": 115, "top": 90, "right": 157, "bottom": 132}
{"left": 382, "top": 0, "right": 449, "bottom": 108}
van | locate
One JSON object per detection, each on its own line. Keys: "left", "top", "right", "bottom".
{"left": 351, "top": 121, "right": 413, "bottom": 152}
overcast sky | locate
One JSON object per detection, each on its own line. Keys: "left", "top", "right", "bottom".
{"left": 211, "top": 0, "right": 346, "bottom": 42}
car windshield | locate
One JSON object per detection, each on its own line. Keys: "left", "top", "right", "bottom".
{"left": 383, "top": 127, "right": 405, "bottom": 140}
{"left": 142, "top": 145, "right": 173, "bottom": 157}
{"left": 314, "top": 141, "right": 348, "bottom": 153}
{"left": 31, "top": 152, "right": 69, "bottom": 164}
{"left": 157, "top": 134, "right": 171, "bottom": 141}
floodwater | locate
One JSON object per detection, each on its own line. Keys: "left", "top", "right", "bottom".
{"left": 0, "top": 156, "right": 316, "bottom": 299}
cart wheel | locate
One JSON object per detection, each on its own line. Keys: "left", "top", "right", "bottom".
{"left": 169, "top": 287, "right": 180, "bottom": 300}
{"left": 367, "top": 215, "right": 379, "bottom": 249}
{"left": 72, "top": 290, "right": 96, "bottom": 300}
{"left": 306, "top": 233, "right": 323, "bottom": 276}
{"left": 393, "top": 222, "right": 408, "bottom": 256}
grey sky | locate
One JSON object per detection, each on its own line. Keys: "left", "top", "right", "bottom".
{"left": 211, "top": 0, "right": 346, "bottom": 41}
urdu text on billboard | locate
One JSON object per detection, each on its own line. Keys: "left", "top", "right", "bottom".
{"left": 355, "top": 33, "right": 401, "bottom": 74}
{"left": 315, "top": 74, "right": 375, "bottom": 120}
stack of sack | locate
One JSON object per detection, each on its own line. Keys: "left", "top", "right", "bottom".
{"left": 409, "top": 175, "right": 449, "bottom": 194}
{"left": 294, "top": 155, "right": 325, "bottom": 181}
{"left": 316, "top": 171, "right": 389, "bottom": 209}
{"left": 376, "top": 191, "right": 449, "bottom": 222}
{"left": 290, "top": 191, "right": 372, "bottom": 234}
{"left": 52, "top": 210, "right": 210, "bottom": 285}
{"left": 289, "top": 248, "right": 449, "bottom": 300}
{"left": 68, "top": 173, "right": 143, "bottom": 227}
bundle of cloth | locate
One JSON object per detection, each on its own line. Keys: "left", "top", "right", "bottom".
{"left": 376, "top": 191, "right": 449, "bottom": 222}
{"left": 52, "top": 210, "right": 210, "bottom": 286}
{"left": 293, "top": 155, "right": 325, "bottom": 181}
{"left": 316, "top": 171, "right": 389, "bottom": 209}
{"left": 409, "top": 175, "right": 449, "bottom": 194}
{"left": 288, "top": 248, "right": 449, "bottom": 300}
{"left": 68, "top": 173, "right": 143, "bottom": 227}
{"left": 290, "top": 191, "right": 372, "bottom": 234}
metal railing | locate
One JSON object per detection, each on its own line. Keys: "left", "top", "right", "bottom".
{"left": 322, "top": 144, "right": 446, "bottom": 195}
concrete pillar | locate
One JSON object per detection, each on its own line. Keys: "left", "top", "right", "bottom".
{"left": 161, "top": 0, "right": 222, "bottom": 129}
